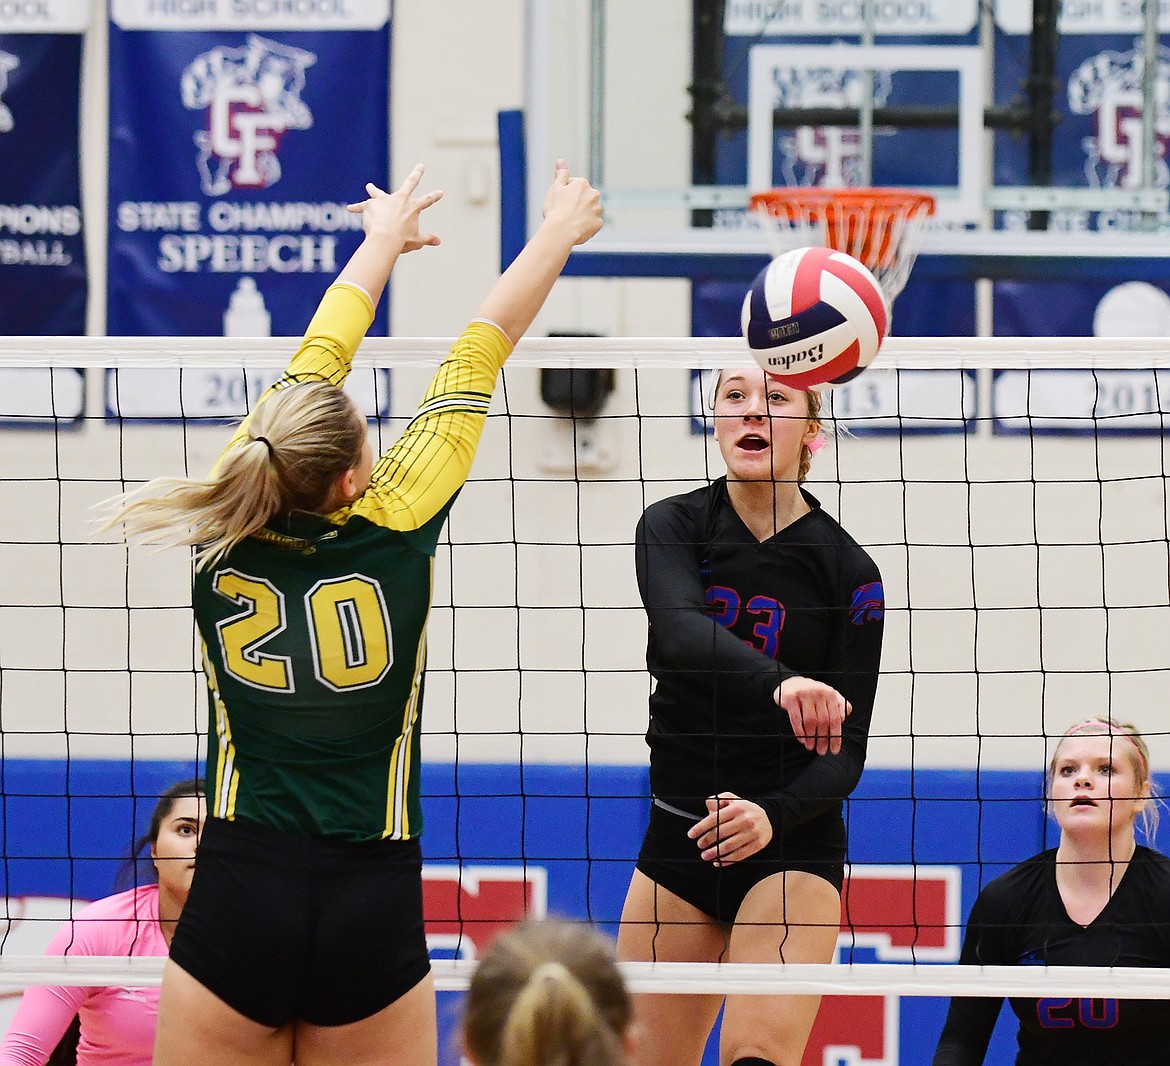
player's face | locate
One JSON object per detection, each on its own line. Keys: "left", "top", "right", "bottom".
{"left": 151, "top": 795, "right": 206, "bottom": 902}
{"left": 712, "top": 369, "right": 818, "bottom": 483}
{"left": 1050, "top": 733, "right": 1146, "bottom": 839}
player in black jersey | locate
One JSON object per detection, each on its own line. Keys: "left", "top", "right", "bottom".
{"left": 102, "top": 163, "right": 602, "bottom": 1066}
{"left": 617, "top": 369, "right": 884, "bottom": 1066}
{"left": 934, "top": 717, "right": 1170, "bottom": 1066}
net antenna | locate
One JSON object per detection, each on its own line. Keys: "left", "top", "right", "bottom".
{"left": 750, "top": 186, "right": 936, "bottom": 306}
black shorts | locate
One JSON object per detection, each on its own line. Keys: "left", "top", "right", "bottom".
{"left": 170, "top": 816, "right": 430, "bottom": 1028}
{"left": 635, "top": 801, "right": 846, "bottom": 924}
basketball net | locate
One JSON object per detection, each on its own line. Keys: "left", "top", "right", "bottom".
{"left": 751, "top": 187, "right": 936, "bottom": 305}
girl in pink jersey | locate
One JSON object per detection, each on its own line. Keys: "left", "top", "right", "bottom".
{"left": 1, "top": 779, "right": 206, "bottom": 1066}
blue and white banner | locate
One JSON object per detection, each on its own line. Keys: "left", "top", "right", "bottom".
{"left": 107, "top": 0, "right": 390, "bottom": 337}
{"left": 0, "top": 0, "right": 89, "bottom": 335}
{"left": 993, "top": 32, "right": 1170, "bottom": 234}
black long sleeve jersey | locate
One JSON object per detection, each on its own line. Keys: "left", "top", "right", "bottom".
{"left": 933, "top": 846, "right": 1170, "bottom": 1066}
{"left": 635, "top": 478, "right": 884, "bottom": 833}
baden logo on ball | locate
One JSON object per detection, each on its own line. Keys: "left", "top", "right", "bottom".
{"left": 742, "top": 245, "right": 888, "bottom": 390}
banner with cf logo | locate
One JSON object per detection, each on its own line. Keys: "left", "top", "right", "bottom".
{"left": 107, "top": 0, "right": 389, "bottom": 338}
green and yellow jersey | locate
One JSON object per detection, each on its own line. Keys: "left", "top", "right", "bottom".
{"left": 192, "top": 282, "right": 512, "bottom": 842}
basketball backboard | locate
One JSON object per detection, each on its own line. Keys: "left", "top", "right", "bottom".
{"left": 519, "top": 0, "right": 1170, "bottom": 321}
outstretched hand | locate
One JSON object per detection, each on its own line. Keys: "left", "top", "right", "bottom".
{"left": 541, "top": 159, "right": 603, "bottom": 247}
{"left": 347, "top": 163, "right": 442, "bottom": 253}
{"left": 776, "top": 675, "right": 851, "bottom": 756}
{"left": 687, "top": 793, "right": 773, "bottom": 866}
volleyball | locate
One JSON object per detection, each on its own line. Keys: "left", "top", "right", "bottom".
{"left": 741, "top": 246, "right": 889, "bottom": 389}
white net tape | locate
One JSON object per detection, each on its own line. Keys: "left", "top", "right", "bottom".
{"left": 6, "top": 334, "right": 1170, "bottom": 370}
{"left": 2, "top": 958, "right": 1169, "bottom": 998}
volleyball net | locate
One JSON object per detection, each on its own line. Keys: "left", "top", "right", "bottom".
{"left": 3, "top": 336, "right": 1170, "bottom": 1035}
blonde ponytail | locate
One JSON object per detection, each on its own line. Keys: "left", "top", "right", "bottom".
{"left": 499, "top": 961, "right": 626, "bottom": 1066}
{"left": 99, "top": 380, "right": 366, "bottom": 569}
{"left": 463, "top": 919, "right": 631, "bottom": 1066}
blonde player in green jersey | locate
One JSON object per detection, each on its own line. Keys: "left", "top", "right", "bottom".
{"left": 103, "top": 161, "right": 602, "bottom": 1066}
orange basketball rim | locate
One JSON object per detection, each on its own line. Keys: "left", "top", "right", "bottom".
{"left": 751, "top": 187, "right": 936, "bottom": 303}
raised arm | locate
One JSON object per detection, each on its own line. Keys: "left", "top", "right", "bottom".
{"left": 276, "top": 162, "right": 443, "bottom": 388}
{"left": 219, "top": 166, "right": 442, "bottom": 461}
{"left": 337, "top": 163, "right": 443, "bottom": 305}
{"left": 349, "top": 162, "right": 602, "bottom": 536}
{"left": 476, "top": 160, "right": 602, "bottom": 343}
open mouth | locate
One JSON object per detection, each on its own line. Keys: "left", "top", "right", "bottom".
{"left": 1070, "top": 797, "right": 1097, "bottom": 807}
{"left": 737, "top": 435, "right": 769, "bottom": 452}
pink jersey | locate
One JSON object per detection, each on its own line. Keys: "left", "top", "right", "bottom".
{"left": 1, "top": 885, "right": 166, "bottom": 1066}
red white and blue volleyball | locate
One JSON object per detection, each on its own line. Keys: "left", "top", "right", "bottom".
{"left": 741, "top": 246, "right": 889, "bottom": 389}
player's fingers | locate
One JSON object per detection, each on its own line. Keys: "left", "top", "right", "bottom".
{"left": 826, "top": 692, "right": 850, "bottom": 754}
{"left": 826, "top": 695, "right": 847, "bottom": 755}
{"left": 813, "top": 712, "right": 830, "bottom": 755}
{"left": 690, "top": 794, "right": 741, "bottom": 843}
{"left": 809, "top": 699, "right": 833, "bottom": 755}
{"left": 695, "top": 811, "right": 744, "bottom": 852}
{"left": 710, "top": 836, "right": 755, "bottom": 866}
{"left": 700, "top": 826, "right": 738, "bottom": 859}
{"left": 554, "top": 158, "right": 570, "bottom": 184}
{"left": 413, "top": 189, "right": 444, "bottom": 210}
{"left": 397, "top": 164, "right": 424, "bottom": 195}
{"left": 688, "top": 813, "right": 717, "bottom": 840}
{"left": 794, "top": 694, "right": 817, "bottom": 750}
{"left": 787, "top": 693, "right": 805, "bottom": 733}
{"left": 366, "top": 181, "right": 386, "bottom": 199}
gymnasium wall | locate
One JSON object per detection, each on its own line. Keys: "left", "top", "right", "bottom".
{"left": 4, "top": 5, "right": 1170, "bottom": 1064}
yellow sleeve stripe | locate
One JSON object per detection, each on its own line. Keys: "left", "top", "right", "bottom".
{"left": 202, "top": 649, "right": 240, "bottom": 820}
{"left": 412, "top": 391, "right": 492, "bottom": 420}
{"left": 344, "top": 321, "right": 512, "bottom": 532}
{"left": 277, "top": 282, "right": 374, "bottom": 388}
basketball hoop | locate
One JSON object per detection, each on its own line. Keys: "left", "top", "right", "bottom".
{"left": 750, "top": 187, "right": 936, "bottom": 303}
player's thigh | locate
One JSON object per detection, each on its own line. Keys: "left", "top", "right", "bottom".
{"left": 618, "top": 868, "right": 729, "bottom": 962}
{"left": 153, "top": 960, "right": 294, "bottom": 1066}
{"left": 292, "top": 971, "right": 436, "bottom": 1066}
{"left": 720, "top": 870, "right": 842, "bottom": 1066}
{"left": 618, "top": 870, "right": 727, "bottom": 1066}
